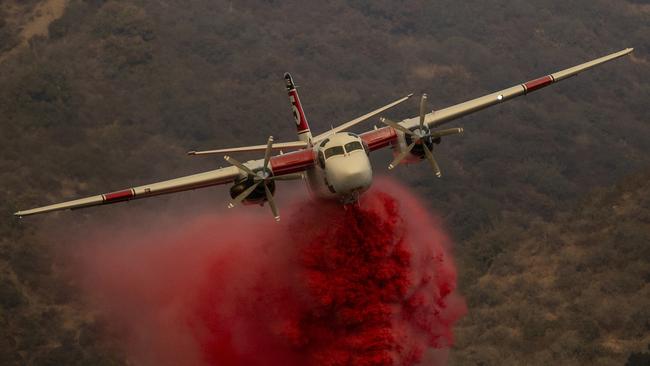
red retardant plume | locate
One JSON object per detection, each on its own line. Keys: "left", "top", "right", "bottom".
{"left": 73, "top": 178, "right": 466, "bottom": 366}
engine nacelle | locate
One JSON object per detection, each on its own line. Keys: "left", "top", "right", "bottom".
{"left": 229, "top": 176, "right": 275, "bottom": 205}
{"left": 394, "top": 126, "right": 441, "bottom": 163}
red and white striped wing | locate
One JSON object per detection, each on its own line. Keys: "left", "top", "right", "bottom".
{"left": 415, "top": 48, "right": 634, "bottom": 129}
{"left": 15, "top": 166, "right": 241, "bottom": 217}
{"left": 359, "top": 49, "right": 633, "bottom": 155}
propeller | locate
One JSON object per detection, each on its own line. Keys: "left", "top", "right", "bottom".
{"left": 380, "top": 93, "right": 463, "bottom": 178}
{"left": 224, "top": 136, "right": 303, "bottom": 221}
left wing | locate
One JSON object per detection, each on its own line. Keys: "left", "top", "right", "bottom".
{"left": 415, "top": 48, "right": 634, "bottom": 129}
{"left": 359, "top": 48, "right": 633, "bottom": 153}
{"left": 14, "top": 166, "right": 241, "bottom": 217}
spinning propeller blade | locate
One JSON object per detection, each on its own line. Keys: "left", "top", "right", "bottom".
{"left": 422, "top": 144, "right": 442, "bottom": 178}
{"left": 388, "top": 141, "right": 416, "bottom": 170}
{"left": 228, "top": 181, "right": 262, "bottom": 208}
{"left": 432, "top": 127, "right": 464, "bottom": 138}
{"left": 419, "top": 93, "right": 427, "bottom": 129}
{"left": 224, "top": 155, "right": 256, "bottom": 176}
{"left": 380, "top": 117, "right": 413, "bottom": 135}
{"left": 264, "top": 183, "right": 280, "bottom": 221}
{"left": 263, "top": 136, "right": 274, "bottom": 170}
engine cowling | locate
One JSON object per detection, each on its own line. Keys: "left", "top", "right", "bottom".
{"left": 403, "top": 125, "right": 441, "bottom": 160}
{"left": 229, "top": 174, "right": 276, "bottom": 205}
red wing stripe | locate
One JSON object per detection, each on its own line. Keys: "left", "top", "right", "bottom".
{"left": 523, "top": 75, "right": 554, "bottom": 94}
{"left": 103, "top": 188, "right": 135, "bottom": 203}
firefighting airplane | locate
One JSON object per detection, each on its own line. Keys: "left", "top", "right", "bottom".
{"left": 15, "top": 49, "right": 633, "bottom": 221}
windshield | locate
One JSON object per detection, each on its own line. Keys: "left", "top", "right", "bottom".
{"left": 324, "top": 146, "right": 345, "bottom": 159}
{"left": 344, "top": 141, "right": 363, "bottom": 153}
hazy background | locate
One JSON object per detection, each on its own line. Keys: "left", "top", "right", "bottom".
{"left": 0, "top": 0, "right": 648, "bottom": 365}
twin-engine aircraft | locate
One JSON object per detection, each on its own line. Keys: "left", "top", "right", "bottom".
{"left": 15, "top": 49, "right": 633, "bottom": 221}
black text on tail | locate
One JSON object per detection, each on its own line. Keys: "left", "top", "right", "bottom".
{"left": 285, "top": 73, "right": 312, "bottom": 143}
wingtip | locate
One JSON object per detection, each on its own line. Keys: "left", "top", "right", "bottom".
{"left": 187, "top": 151, "right": 196, "bottom": 156}
{"left": 14, "top": 211, "right": 23, "bottom": 218}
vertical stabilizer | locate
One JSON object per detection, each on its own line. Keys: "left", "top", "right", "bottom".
{"left": 285, "top": 73, "right": 312, "bottom": 143}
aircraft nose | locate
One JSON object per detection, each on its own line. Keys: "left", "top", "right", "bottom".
{"left": 344, "top": 170, "right": 370, "bottom": 190}
{"left": 329, "top": 156, "right": 373, "bottom": 194}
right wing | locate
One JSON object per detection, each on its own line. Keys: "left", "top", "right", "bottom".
{"left": 14, "top": 166, "right": 241, "bottom": 217}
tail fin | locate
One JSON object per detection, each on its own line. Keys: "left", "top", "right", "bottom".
{"left": 285, "top": 73, "right": 312, "bottom": 143}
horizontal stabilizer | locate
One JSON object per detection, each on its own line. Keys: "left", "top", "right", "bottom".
{"left": 188, "top": 141, "right": 309, "bottom": 156}
{"left": 312, "top": 93, "right": 413, "bottom": 142}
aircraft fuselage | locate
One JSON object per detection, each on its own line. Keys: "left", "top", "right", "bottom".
{"left": 306, "top": 132, "right": 373, "bottom": 203}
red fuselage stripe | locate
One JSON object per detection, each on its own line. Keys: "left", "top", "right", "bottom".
{"left": 523, "top": 75, "right": 554, "bottom": 93}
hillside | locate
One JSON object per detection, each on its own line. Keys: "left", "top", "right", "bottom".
{"left": 452, "top": 172, "right": 650, "bottom": 365}
{"left": 0, "top": 0, "right": 648, "bottom": 364}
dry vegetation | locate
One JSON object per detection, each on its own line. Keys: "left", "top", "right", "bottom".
{"left": 0, "top": 0, "right": 68, "bottom": 62}
{"left": 452, "top": 172, "right": 650, "bottom": 365}
{"left": 0, "top": 0, "right": 648, "bottom": 365}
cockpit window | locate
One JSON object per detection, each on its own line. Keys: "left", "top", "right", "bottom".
{"left": 344, "top": 141, "right": 363, "bottom": 153}
{"left": 324, "top": 146, "right": 344, "bottom": 159}
{"left": 320, "top": 138, "right": 330, "bottom": 148}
